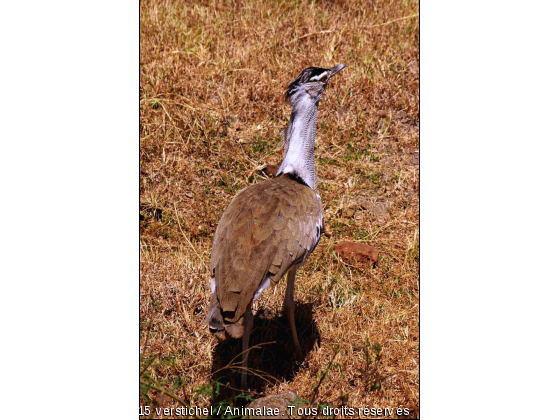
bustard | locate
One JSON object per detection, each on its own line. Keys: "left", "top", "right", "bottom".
{"left": 207, "top": 64, "right": 346, "bottom": 388}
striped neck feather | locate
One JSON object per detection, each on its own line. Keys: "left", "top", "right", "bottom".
{"left": 276, "top": 96, "right": 318, "bottom": 190}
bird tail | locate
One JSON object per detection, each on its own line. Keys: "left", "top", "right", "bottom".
{"left": 207, "top": 292, "right": 244, "bottom": 340}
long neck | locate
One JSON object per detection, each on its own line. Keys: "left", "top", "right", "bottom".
{"left": 276, "top": 96, "right": 319, "bottom": 190}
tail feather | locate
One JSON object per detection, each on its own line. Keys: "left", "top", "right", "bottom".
{"left": 224, "top": 317, "right": 244, "bottom": 339}
{"left": 207, "top": 292, "right": 245, "bottom": 340}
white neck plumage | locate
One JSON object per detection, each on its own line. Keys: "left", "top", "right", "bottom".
{"left": 276, "top": 95, "right": 319, "bottom": 191}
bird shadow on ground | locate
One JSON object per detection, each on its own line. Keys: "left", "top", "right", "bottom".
{"left": 209, "top": 302, "right": 320, "bottom": 402}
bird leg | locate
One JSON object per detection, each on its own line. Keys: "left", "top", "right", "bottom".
{"left": 240, "top": 307, "right": 253, "bottom": 390}
{"left": 284, "top": 266, "right": 301, "bottom": 351}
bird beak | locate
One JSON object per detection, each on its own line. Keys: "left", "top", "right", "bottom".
{"left": 328, "top": 64, "right": 347, "bottom": 79}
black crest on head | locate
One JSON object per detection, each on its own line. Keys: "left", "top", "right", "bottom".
{"left": 286, "top": 67, "right": 330, "bottom": 99}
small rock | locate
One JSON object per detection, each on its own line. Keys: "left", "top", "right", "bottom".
{"left": 262, "top": 164, "right": 279, "bottom": 177}
{"left": 245, "top": 391, "right": 298, "bottom": 419}
{"left": 334, "top": 241, "right": 379, "bottom": 265}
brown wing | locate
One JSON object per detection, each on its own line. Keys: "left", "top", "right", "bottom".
{"left": 210, "top": 174, "right": 322, "bottom": 323}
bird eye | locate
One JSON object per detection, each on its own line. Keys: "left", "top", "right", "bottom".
{"left": 319, "top": 74, "right": 329, "bottom": 83}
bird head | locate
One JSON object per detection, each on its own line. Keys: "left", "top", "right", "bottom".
{"left": 285, "top": 64, "right": 347, "bottom": 105}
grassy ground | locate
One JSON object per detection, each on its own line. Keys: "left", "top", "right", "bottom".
{"left": 140, "top": 0, "right": 419, "bottom": 418}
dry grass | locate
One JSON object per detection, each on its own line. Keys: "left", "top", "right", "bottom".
{"left": 140, "top": 0, "right": 418, "bottom": 418}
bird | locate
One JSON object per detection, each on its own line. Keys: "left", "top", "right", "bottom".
{"left": 206, "top": 64, "right": 347, "bottom": 388}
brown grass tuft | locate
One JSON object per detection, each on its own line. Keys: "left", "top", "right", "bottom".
{"left": 140, "top": 0, "right": 418, "bottom": 417}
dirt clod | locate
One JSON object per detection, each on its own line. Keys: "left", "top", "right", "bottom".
{"left": 335, "top": 241, "right": 379, "bottom": 266}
